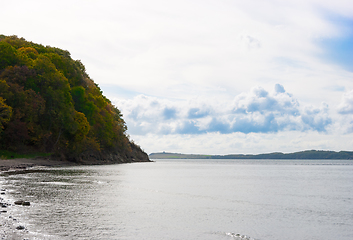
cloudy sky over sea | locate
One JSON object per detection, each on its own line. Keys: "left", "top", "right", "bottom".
{"left": 2, "top": 0, "right": 353, "bottom": 154}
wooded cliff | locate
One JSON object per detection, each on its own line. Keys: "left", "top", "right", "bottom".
{"left": 0, "top": 35, "right": 149, "bottom": 163}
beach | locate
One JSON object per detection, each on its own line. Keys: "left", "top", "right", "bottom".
{"left": 0, "top": 158, "right": 76, "bottom": 240}
{"left": 0, "top": 158, "right": 77, "bottom": 172}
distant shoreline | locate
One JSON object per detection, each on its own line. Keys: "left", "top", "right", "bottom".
{"left": 149, "top": 150, "right": 353, "bottom": 160}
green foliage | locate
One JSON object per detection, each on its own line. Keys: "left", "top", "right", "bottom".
{"left": 0, "top": 97, "right": 12, "bottom": 133}
{"left": 0, "top": 149, "right": 51, "bottom": 159}
{"left": 0, "top": 41, "right": 19, "bottom": 69}
{"left": 0, "top": 35, "right": 136, "bottom": 160}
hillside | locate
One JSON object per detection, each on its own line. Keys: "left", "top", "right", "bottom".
{"left": 149, "top": 150, "right": 353, "bottom": 159}
{"left": 0, "top": 35, "right": 149, "bottom": 163}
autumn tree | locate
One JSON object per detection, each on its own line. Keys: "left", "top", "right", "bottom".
{"left": 0, "top": 35, "right": 148, "bottom": 162}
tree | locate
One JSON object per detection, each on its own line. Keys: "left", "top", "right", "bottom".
{"left": 0, "top": 41, "right": 19, "bottom": 70}
{"left": 0, "top": 35, "right": 148, "bottom": 162}
{"left": 0, "top": 97, "right": 12, "bottom": 133}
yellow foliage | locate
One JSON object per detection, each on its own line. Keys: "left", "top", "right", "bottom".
{"left": 0, "top": 97, "right": 12, "bottom": 131}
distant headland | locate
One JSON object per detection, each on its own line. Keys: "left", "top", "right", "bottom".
{"left": 149, "top": 150, "right": 353, "bottom": 159}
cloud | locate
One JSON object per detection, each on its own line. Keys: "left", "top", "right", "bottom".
{"left": 338, "top": 90, "right": 353, "bottom": 114}
{"left": 336, "top": 90, "right": 353, "bottom": 133}
{"left": 114, "top": 84, "right": 332, "bottom": 135}
{"left": 163, "top": 107, "right": 177, "bottom": 120}
{"left": 187, "top": 107, "right": 210, "bottom": 119}
{"left": 232, "top": 85, "right": 299, "bottom": 116}
{"left": 301, "top": 103, "right": 332, "bottom": 132}
{"left": 275, "top": 83, "right": 286, "bottom": 93}
{"left": 206, "top": 118, "right": 231, "bottom": 134}
{"left": 176, "top": 120, "right": 201, "bottom": 135}
{"left": 239, "top": 35, "right": 261, "bottom": 50}
{"left": 132, "top": 130, "right": 353, "bottom": 155}
{"left": 2, "top": 0, "right": 352, "bottom": 105}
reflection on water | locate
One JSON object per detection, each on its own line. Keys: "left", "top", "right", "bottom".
{"left": 1, "top": 160, "right": 353, "bottom": 240}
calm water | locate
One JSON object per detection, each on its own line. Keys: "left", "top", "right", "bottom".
{"left": 1, "top": 159, "right": 353, "bottom": 240}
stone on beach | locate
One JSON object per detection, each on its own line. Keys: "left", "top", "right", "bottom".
{"left": 14, "top": 200, "right": 24, "bottom": 205}
{"left": 14, "top": 200, "right": 30, "bottom": 206}
{"left": 16, "top": 225, "right": 25, "bottom": 230}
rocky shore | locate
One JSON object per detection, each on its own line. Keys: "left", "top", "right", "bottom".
{"left": 0, "top": 157, "right": 78, "bottom": 172}
{"left": 0, "top": 188, "right": 26, "bottom": 239}
{"left": 0, "top": 156, "right": 151, "bottom": 239}
{"left": 0, "top": 158, "right": 78, "bottom": 240}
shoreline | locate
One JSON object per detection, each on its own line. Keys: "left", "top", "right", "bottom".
{"left": 0, "top": 157, "right": 151, "bottom": 239}
{"left": 0, "top": 157, "right": 78, "bottom": 172}
{"left": 0, "top": 157, "right": 77, "bottom": 239}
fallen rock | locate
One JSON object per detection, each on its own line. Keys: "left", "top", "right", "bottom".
{"left": 16, "top": 225, "right": 25, "bottom": 230}
{"left": 14, "top": 200, "right": 31, "bottom": 206}
{"left": 14, "top": 200, "right": 24, "bottom": 205}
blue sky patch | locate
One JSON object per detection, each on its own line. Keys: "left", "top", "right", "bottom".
{"left": 318, "top": 15, "right": 353, "bottom": 72}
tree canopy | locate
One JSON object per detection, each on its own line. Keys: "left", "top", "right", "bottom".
{"left": 0, "top": 35, "right": 148, "bottom": 163}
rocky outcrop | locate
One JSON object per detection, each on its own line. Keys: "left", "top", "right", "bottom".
{"left": 129, "top": 142, "right": 150, "bottom": 162}
{"left": 63, "top": 142, "right": 150, "bottom": 165}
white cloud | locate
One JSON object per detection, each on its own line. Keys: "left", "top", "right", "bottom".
{"left": 232, "top": 85, "right": 300, "bottom": 115}
{"left": 335, "top": 90, "right": 353, "bottom": 133}
{"left": 338, "top": 90, "right": 353, "bottom": 114}
{"left": 131, "top": 130, "right": 353, "bottom": 155}
{"left": 4, "top": 0, "right": 352, "bottom": 100}
{"left": 113, "top": 84, "right": 332, "bottom": 137}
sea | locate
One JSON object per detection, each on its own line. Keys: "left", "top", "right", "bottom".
{"left": 1, "top": 159, "right": 352, "bottom": 240}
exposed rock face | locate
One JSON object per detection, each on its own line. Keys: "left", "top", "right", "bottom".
{"left": 129, "top": 143, "right": 150, "bottom": 162}
{"left": 65, "top": 142, "right": 150, "bottom": 164}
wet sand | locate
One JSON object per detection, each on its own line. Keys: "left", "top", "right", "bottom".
{"left": 0, "top": 158, "right": 76, "bottom": 239}
{"left": 0, "top": 157, "right": 76, "bottom": 172}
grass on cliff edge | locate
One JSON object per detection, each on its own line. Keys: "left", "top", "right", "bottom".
{"left": 0, "top": 150, "right": 52, "bottom": 160}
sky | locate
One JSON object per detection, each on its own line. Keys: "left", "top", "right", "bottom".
{"left": 1, "top": 0, "right": 353, "bottom": 154}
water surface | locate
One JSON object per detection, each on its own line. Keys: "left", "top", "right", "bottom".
{"left": 1, "top": 159, "right": 352, "bottom": 239}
